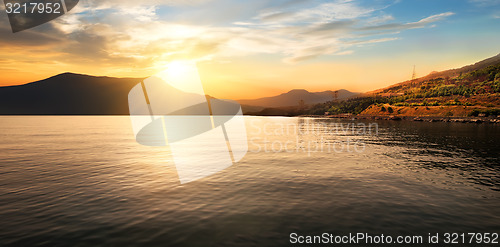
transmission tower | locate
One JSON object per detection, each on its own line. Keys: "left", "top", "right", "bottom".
{"left": 411, "top": 65, "right": 417, "bottom": 87}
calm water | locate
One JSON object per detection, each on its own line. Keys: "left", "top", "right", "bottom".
{"left": 0, "top": 116, "right": 499, "bottom": 246}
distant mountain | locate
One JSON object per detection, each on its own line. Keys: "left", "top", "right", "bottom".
{"left": 0, "top": 73, "right": 142, "bottom": 115}
{"left": 0, "top": 73, "right": 356, "bottom": 115}
{"left": 237, "top": 89, "right": 358, "bottom": 108}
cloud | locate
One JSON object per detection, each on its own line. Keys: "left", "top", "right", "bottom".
{"left": 233, "top": 5, "right": 454, "bottom": 63}
{"left": 284, "top": 45, "right": 340, "bottom": 63}
{"left": 0, "top": 0, "right": 457, "bottom": 71}
{"left": 259, "top": 11, "right": 297, "bottom": 22}
{"left": 367, "top": 14, "right": 395, "bottom": 24}
{"left": 80, "top": 0, "right": 210, "bottom": 9}
{"left": 255, "top": 0, "right": 377, "bottom": 25}
{"left": 336, "top": 50, "right": 354, "bottom": 55}
{"left": 0, "top": 25, "right": 64, "bottom": 47}
{"left": 415, "top": 12, "right": 455, "bottom": 25}
{"left": 358, "top": 12, "right": 454, "bottom": 33}
{"left": 469, "top": 0, "right": 500, "bottom": 6}
{"left": 302, "top": 20, "right": 358, "bottom": 36}
{"left": 468, "top": 0, "right": 500, "bottom": 19}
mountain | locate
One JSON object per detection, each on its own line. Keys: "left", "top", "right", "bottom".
{"left": 4, "top": 51, "right": 496, "bottom": 117}
{"left": 0, "top": 73, "right": 142, "bottom": 115}
{"left": 306, "top": 52, "right": 500, "bottom": 118}
{"left": 424, "top": 52, "right": 500, "bottom": 80}
{"left": 0, "top": 73, "right": 353, "bottom": 115}
{"left": 370, "top": 53, "right": 500, "bottom": 95}
{"left": 237, "top": 89, "right": 358, "bottom": 108}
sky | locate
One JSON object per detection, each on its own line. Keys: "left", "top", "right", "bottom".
{"left": 0, "top": 0, "right": 499, "bottom": 99}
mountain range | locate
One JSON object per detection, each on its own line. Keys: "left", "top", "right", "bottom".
{"left": 0, "top": 73, "right": 354, "bottom": 115}
{"left": 1, "top": 52, "right": 498, "bottom": 116}
{"left": 237, "top": 89, "right": 357, "bottom": 108}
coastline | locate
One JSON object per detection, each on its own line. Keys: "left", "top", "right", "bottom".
{"left": 300, "top": 114, "right": 500, "bottom": 124}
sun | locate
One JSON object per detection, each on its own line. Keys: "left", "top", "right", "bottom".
{"left": 154, "top": 60, "right": 206, "bottom": 96}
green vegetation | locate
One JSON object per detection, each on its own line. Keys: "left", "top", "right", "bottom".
{"left": 306, "top": 63, "right": 500, "bottom": 116}
{"left": 310, "top": 97, "right": 389, "bottom": 115}
{"left": 469, "top": 109, "right": 500, "bottom": 117}
{"left": 387, "top": 107, "right": 394, "bottom": 113}
{"left": 384, "top": 64, "right": 500, "bottom": 99}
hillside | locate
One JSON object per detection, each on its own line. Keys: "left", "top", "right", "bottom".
{"left": 307, "top": 52, "right": 500, "bottom": 118}
{"left": 371, "top": 53, "right": 500, "bottom": 95}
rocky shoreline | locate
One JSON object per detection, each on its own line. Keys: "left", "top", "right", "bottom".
{"left": 300, "top": 114, "right": 500, "bottom": 124}
{"left": 358, "top": 115, "right": 500, "bottom": 123}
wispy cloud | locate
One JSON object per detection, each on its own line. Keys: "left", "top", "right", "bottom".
{"left": 468, "top": 0, "right": 500, "bottom": 19}
{"left": 469, "top": 0, "right": 500, "bottom": 6}
{"left": 358, "top": 12, "right": 454, "bottom": 32}
{"left": 0, "top": 0, "right": 457, "bottom": 73}
{"left": 232, "top": 2, "right": 454, "bottom": 64}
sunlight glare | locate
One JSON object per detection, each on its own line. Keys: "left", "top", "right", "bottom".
{"left": 154, "top": 60, "right": 205, "bottom": 96}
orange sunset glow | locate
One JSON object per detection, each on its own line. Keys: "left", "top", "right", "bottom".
{"left": 0, "top": 0, "right": 499, "bottom": 99}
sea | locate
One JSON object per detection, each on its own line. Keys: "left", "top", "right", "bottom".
{"left": 0, "top": 116, "right": 499, "bottom": 246}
